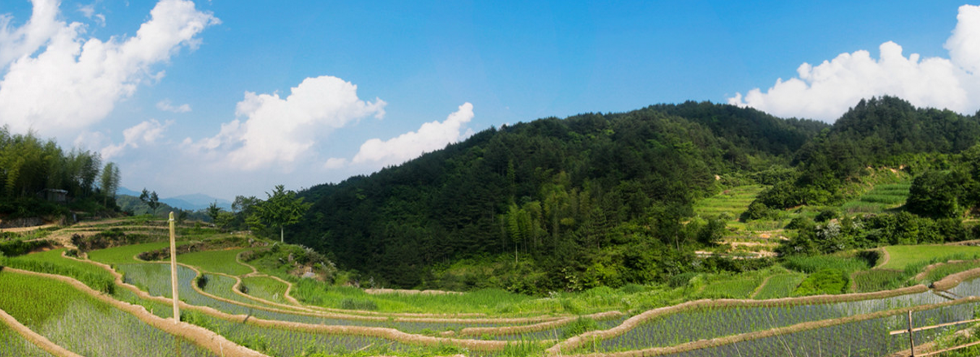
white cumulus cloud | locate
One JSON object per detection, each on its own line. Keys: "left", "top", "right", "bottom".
{"left": 157, "top": 99, "right": 191, "bottom": 113}
{"left": 0, "top": 0, "right": 61, "bottom": 69}
{"left": 187, "top": 75, "right": 387, "bottom": 171}
{"left": 0, "top": 0, "right": 218, "bottom": 139}
{"left": 352, "top": 102, "right": 474, "bottom": 168}
{"left": 101, "top": 119, "right": 172, "bottom": 159}
{"left": 729, "top": 4, "right": 980, "bottom": 122}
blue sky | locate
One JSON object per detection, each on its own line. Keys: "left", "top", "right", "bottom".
{"left": 1, "top": 0, "right": 979, "bottom": 200}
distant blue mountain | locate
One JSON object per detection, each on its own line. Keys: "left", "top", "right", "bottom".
{"left": 117, "top": 187, "right": 142, "bottom": 197}
{"left": 117, "top": 187, "right": 232, "bottom": 211}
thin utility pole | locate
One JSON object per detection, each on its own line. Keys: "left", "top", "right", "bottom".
{"left": 907, "top": 310, "right": 915, "bottom": 357}
{"left": 169, "top": 211, "right": 180, "bottom": 323}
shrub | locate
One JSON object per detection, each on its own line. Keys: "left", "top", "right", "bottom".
{"left": 561, "top": 317, "right": 599, "bottom": 339}
{"left": 741, "top": 201, "right": 771, "bottom": 221}
{"left": 785, "top": 217, "right": 812, "bottom": 230}
{"left": 815, "top": 208, "right": 838, "bottom": 222}
{"left": 339, "top": 298, "right": 378, "bottom": 311}
{"left": 668, "top": 272, "right": 698, "bottom": 288}
{"left": 196, "top": 274, "right": 209, "bottom": 289}
{"left": 0, "top": 239, "right": 52, "bottom": 257}
{"left": 619, "top": 283, "right": 646, "bottom": 294}
{"left": 794, "top": 268, "right": 848, "bottom": 296}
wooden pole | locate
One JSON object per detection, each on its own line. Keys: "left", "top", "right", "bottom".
{"left": 908, "top": 310, "right": 915, "bottom": 357}
{"left": 169, "top": 211, "right": 179, "bottom": 323}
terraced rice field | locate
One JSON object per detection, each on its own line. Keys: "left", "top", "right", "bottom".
{"left": 752, "top": 273, "right": 805, "bottom": 300}
{"left": 241, "top": 275, "right": 290, "bottom": 304}
{"left": 693, "top": 185, "right": 765, "bottom": 220}
{"left": 572, "top": 290, "right": 947, "bottom": 354}
{"left": 700, "top": 276, "right": 762, "bottom": 299}
{"left": 651, "top": 301, "right": 979, "bottom": 357}
{"left": 117, "top": 261, "right": 543, "bottom": 334}
{"left": 88, "top": 241, "right": 181, "bottom": 265}
{"left": 840, "top": 183, "right": 911, "bottom": 214}
{"left": 199, "top": 273, "right": 268, "bottom": 306}
{"left": 177, "top": 248, "right": 254, "bottom": 276}
{"left": 0, "top": 270, "right": 216, "bottom": 357}
{"left": 10, "top": 221, "right": 980, "bottom": 357}
{"left": 880, "top": 245, "right": 980, "bottom": 270}
{"left": 0, "top": 320, "right": 53, "bottom": 357}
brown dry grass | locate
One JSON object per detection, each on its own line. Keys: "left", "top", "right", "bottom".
{"left": 932, "top": 267, "right": 980, "bottom": 291}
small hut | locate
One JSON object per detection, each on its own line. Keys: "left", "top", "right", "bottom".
{"left": 37, "top": 189, "right": 68, "bottom": 203}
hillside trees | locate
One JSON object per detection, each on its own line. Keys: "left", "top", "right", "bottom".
{"left": 259, "top": 185, "right": 312, "bottom": 242}
{"left": 99, "top": 163, "right": 121, "bottom": 206}
{"left": 139, "top": 189, "right": 161, "bottom": 214}
{"left": 291, "top": 102, "right": 823, "bottom": 291}
{"left": 756, "top": 96, "right": 980, "bottom": 210}
{"left": 206, "top": 201, "right": 222, "bottom": 223}
{"left": 0, "top": 127, "right": 120, "bottom": 216}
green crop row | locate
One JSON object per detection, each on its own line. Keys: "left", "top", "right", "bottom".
{"left": 0, "top": 271, "right": 215, "bottom": 357}
{"left": 177, "top": 248, "right": 254, "bottom": 276}
{"left": 1, "top": 249, "right": 115, "bottom": 294}
{"left": 242, "top": 275, "right": 290, "bottom": 304}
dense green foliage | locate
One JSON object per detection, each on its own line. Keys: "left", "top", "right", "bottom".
{"left": 0, "top": 127, "right": 121, "bottom": 218}
{"left": 264, "top": 96, "right": 980, "bottom": 295}
{"left": 290, "top": 102, "right": 825, "bottom": 292}
{"left": 756, "top": 96, "right": 980, "bottom": 209}
{"left": 793, "top": 268, "right": 849, "bottom": 296}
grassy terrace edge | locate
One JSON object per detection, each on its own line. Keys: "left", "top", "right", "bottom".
{"left": 0, "top": 304, "right": 79, "bottom": 357}
{"left": 0, "top": 267, "right": 266, "bottom": 357}
{"left": 69, "top": 246, "right": 980, "bottom": 355}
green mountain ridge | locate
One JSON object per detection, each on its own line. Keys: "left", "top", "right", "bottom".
{"left": 286, "top": 97, "right": 980, "bottom": 293}
{"left": 290, "top": 101, "right": 830, "bottom": 291}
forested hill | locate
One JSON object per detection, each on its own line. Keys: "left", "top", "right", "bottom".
{"left": 757, "top": 96, "right": 980, "bottom": 209}
{"left": 290, "top": 101, "right": 827, "bottom": 290}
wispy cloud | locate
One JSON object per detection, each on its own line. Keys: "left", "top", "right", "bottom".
{"left": 77, "top": 3, "right": 106, "bottom": 27}
{"left": 101, "top": 119, "right": 173, "bottom": 159}
{"left": 157, "top": 99, "right": 192, "bottom": 113}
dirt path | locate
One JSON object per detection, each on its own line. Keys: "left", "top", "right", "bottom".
{"left": 749, "top": 275, "right": 773, "bottom": 299}
{"left": 849, "top": 270, "right": 860, "bottom": 293}
{"left": 0, "top": 223, "right": 58, "bottom": 233}
{"left": 365, "top": 288, "right": 464, "bottom": 296}
{"left": 0, "top": 307, "right": 83, "bottom": 357}
{"left": 877, "top": 247, "right": 891, "bottom": 268}
{"left": 3, "top": 267, "right": 267, "bottom": 357}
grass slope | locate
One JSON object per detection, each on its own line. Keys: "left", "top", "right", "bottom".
{"left": 880, "top": 245, "right": 980, "bottom": 270}
{"left": 0, "top": 271, "right": 214, "bottom": 357}
{"left": 177, "top": 248, "right": 253, "bottom": 276}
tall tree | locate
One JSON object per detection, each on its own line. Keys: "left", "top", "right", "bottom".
{"left": 259, "top": 185, "right": 312, "bottom": 242}
{"left": 139, "top": 188, "right": 161, "bottom": 214}
{"left": 99, "top": 162, "right": 121, "bottom": 206}
{"left": 206, "top": 201, "right": 222, "bottom": 225}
